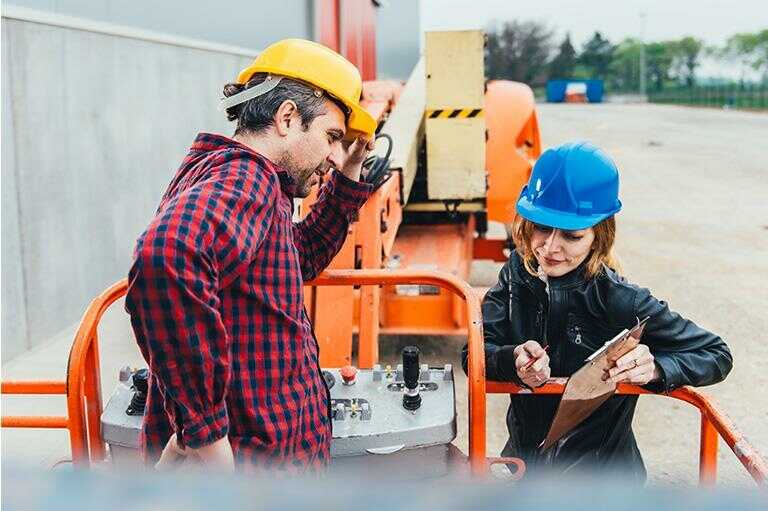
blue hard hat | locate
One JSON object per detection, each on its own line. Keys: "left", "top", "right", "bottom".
{"left": 516, "top": 141, "right": 622, "bottom": 230}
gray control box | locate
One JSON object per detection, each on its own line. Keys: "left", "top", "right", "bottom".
{"left": 327, "top": 364, "right": 456, "bottom": 458}
{"left": 101, "top": 365, "right": 457, "bottom": 475}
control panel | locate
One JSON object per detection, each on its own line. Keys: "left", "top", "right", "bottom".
{"left": 101, "top": 347, "right": 457, "bottom": 467}
{"left": 325, "top": 362, "right": 455, "bottom": 457}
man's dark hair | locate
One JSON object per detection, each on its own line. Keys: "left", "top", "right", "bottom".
{"left": 223, "top": 73, "right": 347, "bottom": 136}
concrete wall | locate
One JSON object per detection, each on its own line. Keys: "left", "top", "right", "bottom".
{"left": 1, "top": 2, "right": 422, "bottom": 362}
{"left": 2, "top": 30, "right": 29, "bottom": 359}
{"left": 3, "top": 0, "right": 314, "bottom": 50}
{"left": 4, "top": 0, "right": 421, "bottom": 81}
{"left": 1, "top": 14, "right": 253, "bottom": 361}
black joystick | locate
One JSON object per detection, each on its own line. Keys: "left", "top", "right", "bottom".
{"left": 126, "top": 368, "right": 149, "bottom": 416}
{"left": 402, "top": 346, "right": 422, "bottom": 411}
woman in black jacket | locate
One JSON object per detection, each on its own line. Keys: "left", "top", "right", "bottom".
{"left": 464, "top": 141, "right": 732, "bottom": 482}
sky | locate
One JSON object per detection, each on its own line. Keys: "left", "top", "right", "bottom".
{"left": 420, "top": 0, "right": 768, "bottom": 48}
{"left": 420, "top": 0, "right": 768, "bottom": 79}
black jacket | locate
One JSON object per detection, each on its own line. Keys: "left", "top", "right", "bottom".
{"left": 462, "top": 252, "right": 732, "bottom": 481}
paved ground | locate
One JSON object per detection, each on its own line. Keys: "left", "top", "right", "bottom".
{"left": 533, "top": 103, "right": 768, "bottom": 486}
{"left": 385, "top": 103, "right": 768, "bottom": 486}
{"left": 3, "top": 103, "right": 767, "bottom": 486}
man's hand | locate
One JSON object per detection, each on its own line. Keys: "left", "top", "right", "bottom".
{"left": 514, "top": 340, "right": 551, "bottom": 388}
{"left": 605, "top": 344, "right": 661, "bottom": 385}
{"left": 155, "top": 434, "right": 235, "bottom": 473}
{"left": 338, "top": 137, "right": 375, "bottom": 181}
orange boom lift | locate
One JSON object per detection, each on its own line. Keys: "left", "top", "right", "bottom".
{"left": 2, "top": 0, "right": 766, "bottom": 487}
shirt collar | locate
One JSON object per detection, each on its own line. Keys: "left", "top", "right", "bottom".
{"left": 190, "top": 133, "right": 298, "bottom": 197}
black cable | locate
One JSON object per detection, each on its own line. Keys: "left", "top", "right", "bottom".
{"left": 361, "top": 133, "right": 393, "bottom": 191}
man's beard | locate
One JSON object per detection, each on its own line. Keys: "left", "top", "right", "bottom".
{"left": 277, "top": 152, "right": 326, "bottom": 198}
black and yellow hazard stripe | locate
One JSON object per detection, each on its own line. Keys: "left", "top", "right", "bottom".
{"left": 426, "top": 108, "right": 483, "bottom": 119}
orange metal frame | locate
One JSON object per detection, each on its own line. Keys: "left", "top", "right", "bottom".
{"left": 1, "top": 279, "right": 125, "bottom": 467}
{"left": 486, "top": 379, "right": 768, "bottom": 486}
{"left": 307, "top": 79, "right": 545, "bottom": 369}
{"left": 2, "top": 270, "right": 766, "bottom": 485}
{"left": 301, "top": 77, "right": 404, "bottom": 369}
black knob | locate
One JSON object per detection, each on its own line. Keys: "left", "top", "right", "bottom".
{"left": 402, "top": 346, "right": 422, "bottom": 411}
{"left": 402, "top": 346, "right": 420, "bottom": 390}
{"left": 133, "top": 368, "right": 149, "bottom": 393}
{"left": 126, "top": 368, "right": 149, "bottom": 416}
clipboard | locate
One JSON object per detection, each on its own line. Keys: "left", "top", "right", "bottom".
{"left": 539, "top": 317, "right": 650, "bottom": 451}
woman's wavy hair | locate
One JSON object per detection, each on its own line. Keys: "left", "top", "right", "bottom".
{"left": 511, "top": 215, "right": 621, "bottom": 279}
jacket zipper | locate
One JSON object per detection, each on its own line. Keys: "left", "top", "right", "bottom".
{"left": 508, "top": 272, "right": 514, "bottom": 322}
{"left": 573, "top": 325, "right": 583, "bottom": 345}
{"left": 521, "top": 272, "right": 548, "bottom": 348}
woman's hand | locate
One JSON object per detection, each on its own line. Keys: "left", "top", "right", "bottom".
{"left": 606, "top": 344, "right": 661, "bottom": 385}
{"left": 155, "top": 434, "right": 235, "bottom": 473}
{"left": 514, "top": 340, "right": 551, "bottom": 387}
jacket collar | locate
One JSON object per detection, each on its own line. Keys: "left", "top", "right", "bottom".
{"left": 546, "top": 258, "right": 590, "bottom": 289}
{"left": 512, "top": 251, "right": 590, "bottom": 292}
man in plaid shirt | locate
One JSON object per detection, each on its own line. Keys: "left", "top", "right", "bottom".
{"left": 125, "top": 39, "right": 378, "bottom": 473}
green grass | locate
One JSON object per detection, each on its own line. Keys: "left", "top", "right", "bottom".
{"left": 648, "top": 85, "right": 768, "bottom": 110}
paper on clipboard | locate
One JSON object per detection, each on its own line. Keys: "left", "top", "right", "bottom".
{"left": 539, "top": 317, "right": 650, "bottom": 452}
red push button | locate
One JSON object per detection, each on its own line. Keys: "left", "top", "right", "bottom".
{"left": 340, "top": 365, "right": 357, "bottom": 385}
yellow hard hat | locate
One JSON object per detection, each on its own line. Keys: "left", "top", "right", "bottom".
{"left": 235, "top": 38, "right": 376, "bottom": 140}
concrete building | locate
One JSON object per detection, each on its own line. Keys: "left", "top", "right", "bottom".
{"left": 1, "top": 1, "right": 421, "bottom": 362}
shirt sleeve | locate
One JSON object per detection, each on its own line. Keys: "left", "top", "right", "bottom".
{"left": 293, "top": 171, "right": 373, "bottom": 280}
{"left": 125, "top": 164, "right": 278, "bottom": 449}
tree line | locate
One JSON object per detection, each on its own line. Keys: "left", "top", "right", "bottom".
{"left": 485, "top": 22, "right": 768, "bottom": 92}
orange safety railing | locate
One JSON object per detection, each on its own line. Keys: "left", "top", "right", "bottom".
{"left": 486, "top": 379, "right": 768, "bottom": 486}
{"left": 311, "top": 270, "right": 491, "bottom": 476}
{"left": 2, "top": 279, "right": 126, "bottom": 467}
{"left": 1, "top": 381, "right": 68, "bottom": 429}
{"left": 2, "top": 270, "right": 767, "bottom": 485}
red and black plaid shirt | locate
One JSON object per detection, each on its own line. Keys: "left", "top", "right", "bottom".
{"left": 125, "top": 133, "right": 372, "bottom": 473}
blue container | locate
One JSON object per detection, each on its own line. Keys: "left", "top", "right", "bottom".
{"left": 546, "top": 79, "right": 604, "bottom": 103}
